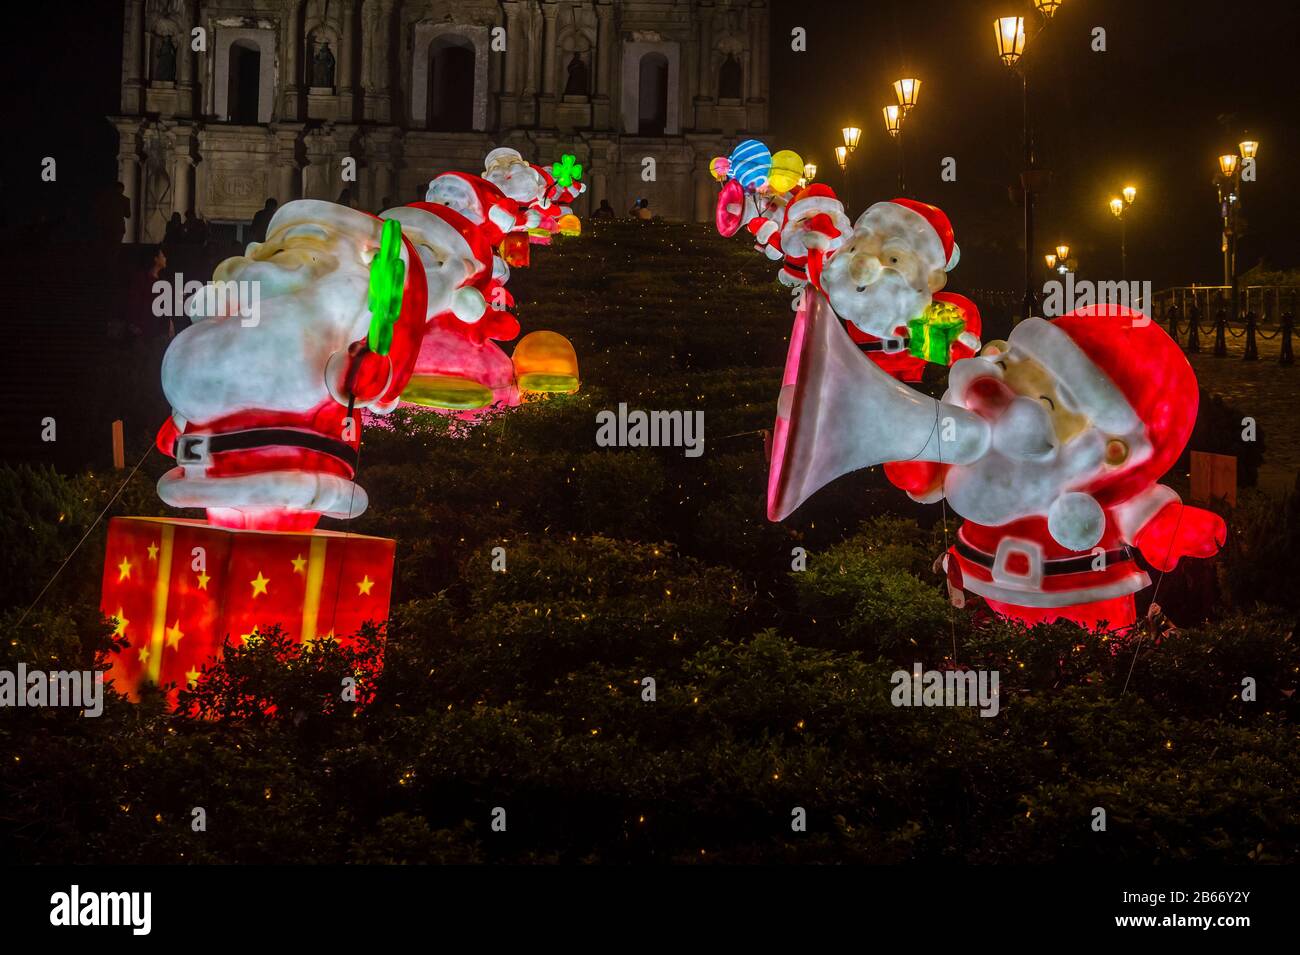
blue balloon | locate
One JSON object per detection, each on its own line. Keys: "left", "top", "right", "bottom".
{"left": 728, "top": 139, "right": 771, "bottom": 191}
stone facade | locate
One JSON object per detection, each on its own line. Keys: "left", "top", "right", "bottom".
{"left": 112, "top": 0, "right": 770, "bottom": 242}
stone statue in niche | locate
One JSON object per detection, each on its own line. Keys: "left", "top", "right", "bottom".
{"left": 311, "top": 39, "right": 336, "bottom": 88}
{"left": 563, "top": 53, "right": 589, "bottom": 96}
{"left": 155, "top": 35, "right": 177, "bottom": 82}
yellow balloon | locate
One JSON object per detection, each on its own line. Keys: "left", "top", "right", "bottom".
{"left": 767, "top": 149, "right": 804, "bottom": 195}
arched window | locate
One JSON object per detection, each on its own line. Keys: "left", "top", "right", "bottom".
{"left": 718, "top": 53, "right": 742, "bottom": 99}
{"left": 228, "top": 40, "right": 261, "bottom": 124}
{"left": 563, "top": 52, "right": 590, "bottom": 97}
{"left": 637, "top": 52, "right": 669, "bottom": 136}
{"left": 427, "top": 35, "right": 475, "bottom": 131}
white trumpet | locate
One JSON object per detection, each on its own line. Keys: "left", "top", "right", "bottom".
{"left": 766, "top": 291, "right": 990, "bottom": 521}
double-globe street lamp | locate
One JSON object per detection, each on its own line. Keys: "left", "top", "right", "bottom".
{"left": 1217, "top": 138, "right": 1259, "bottom": 324}
{"left": 884, "top": 77, "right": 921, "bottom": 195}
{"left": 1108, "top": 185, "right": 1136, "bottom": 279}
{"left": 994, "top": 0, "right": 1066, "bottom": 323}
{"left": 837, "top": 125, "right": 862, "bottom": 209}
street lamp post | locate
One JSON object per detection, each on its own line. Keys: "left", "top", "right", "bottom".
{"left": 890, "top": 78, "right": 921, "bottom": 196}
{"left": 1108, "top": 185, "right": 1136, "bottom": 280}
{"left": 994, "top": 2, "right": 1064, "bottom": 323}
{"left": 1217, "top": 139, "right": 1258, "bottom": 327}
{"left": 839, "top": 126, "right": 861, "bottom": 210}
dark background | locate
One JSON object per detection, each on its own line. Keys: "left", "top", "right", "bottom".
{"left": 1, "top": 0, "right": 1296, "bottom": 292}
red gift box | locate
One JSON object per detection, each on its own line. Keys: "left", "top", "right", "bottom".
{"left": 500, "top": 233, "right": 531, "bottom": 267}
{"left": 99, "top": 517, "right": 395, "bottom": 701}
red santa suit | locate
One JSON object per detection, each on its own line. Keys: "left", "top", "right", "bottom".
{"left": 885, "top": 306, "right": 1226, "bottom": 628}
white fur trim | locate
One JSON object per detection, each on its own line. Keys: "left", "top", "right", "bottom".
{"left": 788, "top": 195, "right": 844, "bottom": 222}
{"left": 157, "top": 468, "right": 369, "bottom": 519}
{"left": 1112, "top": 484, "right": 1180, "bottom": 540}
{"left": 957, "top": 331, "right": 981, "bottom": 353}
{"left": 380, "top": 206, "right": 474, "bottom": 268}
{"left": 946, "top": 242, "right": 960, "bottom": 272}
{"left": 755, "top": 218, "right": 780, "bottom": 244}
{"left": 488, "top": 205, "right": 517, "bottom": 233}
{"left": 962, "top": 569, "right": 1150, "bottom": 608}
{"left": 1008, "top": 318, "right": 1141, "bottom": 434}
{"left": 484, "top": 146, "right": 524, "bottom": 171}
{"left": 453, "top": 287, "right": 486, "bottom": 323}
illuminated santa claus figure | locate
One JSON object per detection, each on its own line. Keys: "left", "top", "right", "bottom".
{"left": 884, "top": 306, "right": 1226, "bottom": 629}
{"left": 426, "top": 171, "right": 528, "bottom": 244}
{"left": 380, "top": 200, "right": 522, "bottom": 412}
{"left": 482, "top": 146, "right": 548, "bottom": 209}
{"left": 154, "top": 199, "right": 439, "bottom": 531}
{"left": 777, "top": 183, "right": 852, "bottom": 290}
{"left": 820, "top": 198, "right": 981, "bottom": 381}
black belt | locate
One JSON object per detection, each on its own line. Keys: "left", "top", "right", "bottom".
{"left": 955, "top": 538, "right": 1136, "bottom": 576}
{"left": 174, "top": 428, "right": 358, "bottom": 472}
{"left": 855, "top": 334, "right": 910, "bottom": 354}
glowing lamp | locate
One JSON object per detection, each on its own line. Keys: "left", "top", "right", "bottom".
{"left": 1123, "top": 185, "right": 1137, "bottom": 205}
{"left": 835, "top": 145, "right": 849, "bottom": 170}
{"left": 557, "top": 213, "right": 581, "bottom": 237}
{"left": 1033, "top": 0, "right": 1063, "bottom": 17}
{"left": 1218, "top": 154, "right": 1239, "bottom": 177}
{"left": 1045, "top": 253, "right": 1057, "bottom": 269}
{"left": 994, "top": 17, "right": 1026, "bottom": 66}
{"left": 841, "top": 126, "right": 862, "bottom": 152}
{"left": 1239, "top": 140, "right": 1259, "bottom": 160}
{"left": 892, "top": 78, "right": 921, "bottom": 114}
{"left": 803, "top": 161, "right": 817, "bottom": 182}
{"left": 1055, "top": 243, "right": 1070, "bottom": 261}
{"left": 1110, "top": 197, "right": 1124, "bottom": 218}
{"left": 512, "top": 330, "right": 580, "bottom": 395}
{"left": 883, "top": 105, "right": 902, "bottom": 138}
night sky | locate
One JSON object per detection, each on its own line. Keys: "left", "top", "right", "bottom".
{"left": 2, "top": 0, "right": 1296, "bottom": 293}
{"left": 768, "top": 0, "right": 1300, "bottom": 291}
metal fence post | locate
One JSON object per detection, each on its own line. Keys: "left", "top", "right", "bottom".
{"left": 1214, "top": 293, "right": 1227, "bottom": 357}
{"left": 1282, "top": 294, "right": 1295, "bottom": 367}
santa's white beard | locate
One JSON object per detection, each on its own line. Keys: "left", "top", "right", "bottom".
{"left": 162, "top": 270, "right": 369, "bottom": 425}
{"left": 824, "top": 264, "right": 929, "bottom": 340}
{"left": 944, "top": 397, "right": 1107, "bottom": 529}
{"left": 485, "top": 167, "right": 541, "bottom": 204}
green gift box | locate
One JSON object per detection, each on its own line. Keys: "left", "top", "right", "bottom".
{"left": 908, "top": 301, "right": 966, "bottom": 364}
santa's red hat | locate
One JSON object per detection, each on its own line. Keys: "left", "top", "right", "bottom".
{"left": 1008, "top": 306, "right": 1198, "bottom": 509}
{"left": 859, "top": 198, "right": 960, "bottom": 272}
{"left": 381, "top": 202, "right": 495, "bottom": 325}
{"left": 427, "top": 172, "right": 523, "bottom": 246}
{"left": 780, "top": 184, "right": 851, "bottom": 287}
